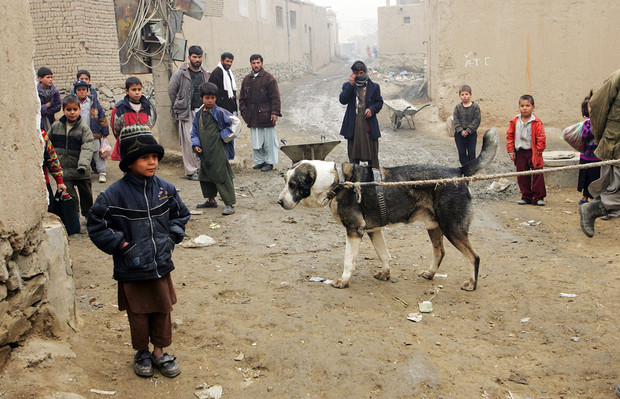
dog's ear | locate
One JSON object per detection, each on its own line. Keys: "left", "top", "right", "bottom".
{"left": 294, "top": 163, "right": 317, "bottom": 198}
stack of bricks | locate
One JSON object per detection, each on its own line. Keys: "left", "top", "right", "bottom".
{"left": 29, "top": 0, "right": 125, "bottom": 94}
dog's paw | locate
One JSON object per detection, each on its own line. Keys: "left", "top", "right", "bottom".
{"left": 331, "top": 279, "right": 350, "bottom": 289}
{"left": 373, "top": 270, "right": 390, "bottom": 281}
{"left": 461, "top": 280, "right": 476, "bottom": 291}
{"left": 418, "top": 270, "right": 435, "bottom": 280}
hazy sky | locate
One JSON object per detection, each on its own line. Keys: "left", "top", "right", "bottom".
{"left": 309, "top": 0, "right": 389, "bottom": 42}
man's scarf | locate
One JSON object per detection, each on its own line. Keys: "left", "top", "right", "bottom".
{"left": 218, "top": 62, "right": 237, "bottom": 99}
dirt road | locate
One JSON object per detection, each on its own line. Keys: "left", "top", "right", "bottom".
{"left": 1, "top": 61, "right": 619, "bottom": 399}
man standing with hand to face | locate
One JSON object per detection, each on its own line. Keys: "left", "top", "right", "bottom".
{"left": 168, "top": 45, "right": 210, "bottom": 180}
{"left": 239, "top": 54, "right": 282, "bottom": 172}
{"left": 339, "top": 60, "right": 383, "bottom": 169}
{"left": 208, "top": 52, "right": 238, "bottom": 115}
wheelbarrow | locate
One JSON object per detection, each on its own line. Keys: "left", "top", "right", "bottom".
{"left": 384, "top": 99, "right": 430, "bottom": 130}
{"left": 280, "top": 136, "right": 341, "bottom": 164}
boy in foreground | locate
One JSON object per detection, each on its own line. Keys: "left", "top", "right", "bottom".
{"left": 87, "top": 125, "right": 190, "bottom": 378}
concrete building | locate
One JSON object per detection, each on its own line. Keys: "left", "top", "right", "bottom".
{"left": 379, "top": 0, "right": 620, "bottom": 127}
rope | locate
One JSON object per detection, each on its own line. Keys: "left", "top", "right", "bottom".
{"left": 341, "top": 159, "right": 620, "bottom": 189}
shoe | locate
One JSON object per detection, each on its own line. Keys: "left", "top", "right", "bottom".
{"left": 197, "top": 201, "right": 217, "bottom": 208}
{"left": 190, "top": 173, "right": 199, "bottom": 181}
{"left": 535, "top": 200, "right": 545, "bottom": 206}
{"left": 517, "top": 200, "right": 529, "bottom": 205}
{"left": 134, "top": 350, "right": 154, "bottom": 378}
{"left": 253, "top": 162, "right": 266, "bottom": 170}
{"left": 261, "top": 164, "right": 273, "bottom": 172}
{"left": 152, "top": 352, "right": 181, "bottom": 378}
{"left": 616, "top": 383, "right": 620, "bottom": 398}
{"left": 578, "top": 199, "right": 589, "bottom": 205}
{"left": 579, "top": 199, "right": 607, "bottom": 238}
{"left": 222, "top": 205, "right": 235, "bottom": 215}
{"left": 98, "top": 173, "right": 107, "bottom": 183}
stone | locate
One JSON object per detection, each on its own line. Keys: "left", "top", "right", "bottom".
{"left": 99, "top": 86, "right": 114, "bottom": 98}
{"left": 6, "top": 261, "right": 23, "bottom": 291}
{"left": 5, "top": 310, "right": 31, "bottom": 343}
{"left": 0, "top": 345, "right": 11, "bottom": 369}
{"left": 0, "top": 283, "right": 6, "bottom": 301}
{"left": 0, "top": 262, "right": 8, "bottom": 282}
{"left": 8, "top": 275, "right": 46, "bottom": 311}
{"left": 15, "top": 252, "right": 45, "bottom": 279}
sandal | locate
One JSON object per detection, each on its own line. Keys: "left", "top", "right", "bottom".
{"left": 152, "top": 352, "right": 181, "bottom": 378}
{"left": 133, "top": 350, "right": 153, "bottom": 378}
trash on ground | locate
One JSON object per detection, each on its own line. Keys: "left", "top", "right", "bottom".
{"left": 308, "top": 276, "right": 325, "bottom": 282}
{"left": 194, "top": 384, "right": 223, "bottom": 399}
{"left": 267, "top": 243, "right": 276, "bottom": 248}
{"left": 520, "top": 317, "right": 531, "bottom": 323}
{"left": 488, "top": 178, "right": 511, "bottom": 192}
{"left": 323, "top": 279, "right": 334, "bottom": 285}
{"left": 435, "top": 273, "right": 448, "bottom": 278}
{"left": 189, "top": 210, "right": 203, "bottom": 215}
{"left": 521, "top": 220, "right": 541, "bottom": 226}
{"left": 407, "top": 312, "right": 423, "bottom": 322}
{"left": 508, "top": 373, "right": 529, "bottom": 385}
{"left": 209, "top": 222, "right": 221, "bottom": 230}
{"left": 234, "top": 352, "right": 245, "bottom": 361}
{"left": 571, "top": 337, "right": 580, "bottom": 342}
{"left": 181, "top": 235, "right": 216, "bottom": 248}
{"left": 560, "top": 293, "right": 577, "bottom": 298}
{"left": 418, "top": 300, "right": 433, "bottom": 313}
{"left": 562, "top": 210, "right": 572, "bottom": 215}
{"left": 90, "top": 389, "right": 116, "bottom": 395}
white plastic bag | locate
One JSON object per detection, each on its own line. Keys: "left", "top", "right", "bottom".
{"left": 222, "top": 115, "right": 242, "bottom": 143}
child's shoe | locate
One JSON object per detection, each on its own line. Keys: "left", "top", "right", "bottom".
{"left": 152, "top": 352, "right": 181, "bottom": 378}
{"left": 133, "top": 350, "right": 153, "bottom": 377}
{"left": 98, "top": 173, "right": 107, "bottom": 183}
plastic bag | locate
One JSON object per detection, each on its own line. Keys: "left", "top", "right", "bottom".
{"left": 562, "top": 122, "right": 586, "bottom": 152}
{"left": 222, "top": 115, "right": 242, "bottom": 143}
{"left": 50, "top": 190, "right": 81, "bottom": 235}
{"left": 99, "top": 137, "right": 112, "bottom": 159}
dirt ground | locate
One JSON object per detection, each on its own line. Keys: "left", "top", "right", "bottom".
{"left": 1, "top": 61, "right": 619, "bottom": 399}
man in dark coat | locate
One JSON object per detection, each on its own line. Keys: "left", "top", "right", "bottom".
{"left": 239, "top": 54, "right": 282, "bottom": 172}
{"left": 208, "top": 52, "right": 238, "bottom": 114}
{"left": 339, "top": 60, "right": 383, "bottom": 169}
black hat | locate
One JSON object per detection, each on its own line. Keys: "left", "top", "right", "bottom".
{"left": 119, "top": 124, "right": 164, "bottom": 172}
{"left": 73, "top": 80, "right": 89, "bottom": 88}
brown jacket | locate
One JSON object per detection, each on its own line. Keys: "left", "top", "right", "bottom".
{"left": 589, "top": 68, "right": 620, "bottom": 161}
{"left": 239, "top": 69, "right": 281, "bottom": 128}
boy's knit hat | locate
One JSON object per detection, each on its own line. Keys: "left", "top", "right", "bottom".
{"left": 119, "top": 124, "right": 164, "bottom": 172}
{"left": 73, "top": 80, "right": 89, "bottom": 88}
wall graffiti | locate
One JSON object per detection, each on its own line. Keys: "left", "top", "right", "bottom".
{"left": 464, "top": 52, "right": 490, "bottom": 67}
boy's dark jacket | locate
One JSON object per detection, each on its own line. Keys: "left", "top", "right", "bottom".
{"left": 339, "top": 79, "right": 383, "bottom": 140}
{"left": 38, "top": 82, "right": 61, "bottom": 129}
{"left": 87, "top": 172, "right": 190, "bottom": 282}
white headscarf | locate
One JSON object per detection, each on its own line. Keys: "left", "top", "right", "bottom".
{"left": 218, "top": 62, "right": 237, "bottom": 99}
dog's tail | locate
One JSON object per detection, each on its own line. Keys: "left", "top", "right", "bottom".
{"left": 461, "top": 128, "right": 499, "bottom": 177}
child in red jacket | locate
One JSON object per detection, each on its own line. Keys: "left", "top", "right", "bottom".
{"left": 506, "top": 94, "right": 547, "bottom": 206}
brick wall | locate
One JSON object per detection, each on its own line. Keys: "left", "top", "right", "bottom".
{"left": 30, "top": 0, "right": 125, "bottom": 94}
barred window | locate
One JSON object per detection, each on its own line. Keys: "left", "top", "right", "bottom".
{"left": 276, "top": 6, "right": 283, "bottom": 27}
{"left": 290, "top": 10, "right": 296, "bottom": 28}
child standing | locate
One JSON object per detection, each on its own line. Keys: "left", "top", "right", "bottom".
{"left": 506, "top": 94, "right": 547, "bottom": 206}
{"left": 110, "top": 77, "right": 154, "bottom": 162}
{"left": 87, "top": 125, "right": 190, "bottom": 378}
{"left": 37, "top": 67, "right": 62, "bottom": 131}
{"left": 48, "top": 95, "right": 94, "bottom": 219}
{"left": 71, "top": 69, "right": 99, "bottom": 103}
{"left": 577, "top": 90, "right": 601, "bottom": 204}
{"left": 453, "top": 85, "right": 481, "bottom": 166}
{"left": 74, "top": 80, "right": 110, "bottom": 183}
{"left": 191, "top": 82, "right": 237, "bottom": 215}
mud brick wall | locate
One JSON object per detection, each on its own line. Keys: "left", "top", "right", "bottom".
{"left": 29, "top": 0, "right": 125, "bottom": 94}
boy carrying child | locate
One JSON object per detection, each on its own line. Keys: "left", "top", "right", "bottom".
{"left": 48, "top": 95, "right": 94, "bottom": 220}
{"left": 74, "top": 80, "right": 110, "bottom": 183}
{"left": 506, "top": 94, "right": 547, "bottom": 206}
{"left": 87, "top": 125, "right": 190, "bottom": 378}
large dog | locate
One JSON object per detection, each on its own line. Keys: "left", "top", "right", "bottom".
{"left": 278, "top": 128, "right": 498, "bottom": 290}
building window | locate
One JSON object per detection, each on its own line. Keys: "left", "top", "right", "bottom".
{"left": 260, "top": 0, "right": 267, "bottom": 19}
{"left": 238, "top": 0, "right": 248, "bottom": 17}
{"left": 290, "top": 10, "right": 296, "bottom": 28}
{"left": 276, "top": 6, "right": 283, "bottom": 27}
{"left": 404, "top": 16, "right": 410, "bottom": 23}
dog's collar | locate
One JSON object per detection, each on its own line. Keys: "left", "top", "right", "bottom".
{"left": 326, "top": 165, "right": 346, "bottom": 200}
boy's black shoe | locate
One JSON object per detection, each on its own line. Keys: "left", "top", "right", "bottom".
{"left": 253, "top": 162, "right": 266, "bottom": 170}
{"left": 153, "top": 352, "right": 181, "bottom": 378}
{"left": 134, "top": 350, "right": 153, "bottom": 377}
{"left": 261, "top": 164, "right": 273, "bottom": 172}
